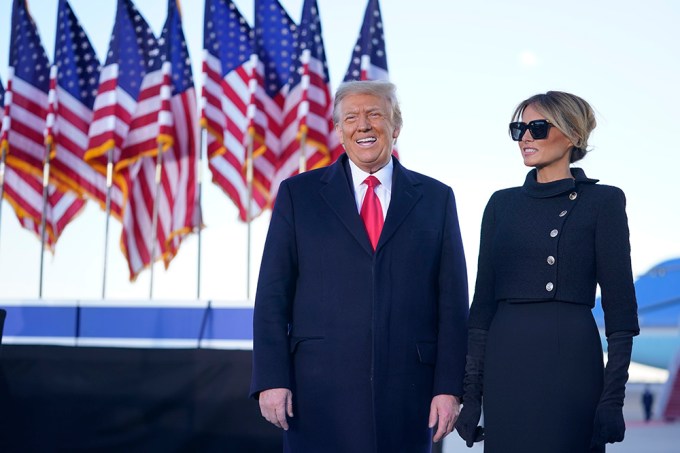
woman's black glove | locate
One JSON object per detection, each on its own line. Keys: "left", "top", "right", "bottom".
{"left": 455, "top": 328, "right": 487, "bottom": 448}
{"left": 590, "top": 331, "right": 634, "bottom": 449}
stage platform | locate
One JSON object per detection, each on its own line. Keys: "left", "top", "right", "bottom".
{"left": 0, "top": 344, "right": 281, "bottom": 452}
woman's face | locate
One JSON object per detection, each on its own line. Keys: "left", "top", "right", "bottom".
{"left": 518, "top": 104, "right": 574, "bottom": 173}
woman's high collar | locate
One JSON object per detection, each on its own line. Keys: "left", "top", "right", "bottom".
{"left": 522, "top": 168, "right": 599, "bottom": 198}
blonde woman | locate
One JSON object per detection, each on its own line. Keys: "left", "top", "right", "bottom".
{"left": 456, "top": 91, "right": 639, "bottom": 452}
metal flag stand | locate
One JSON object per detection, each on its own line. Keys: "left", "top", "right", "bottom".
{"left": 244, "top": 54, "right": 261, "bottom": 301}
{"left": 148, "top": 144, "right": 164, "bottom": 300}
{"left": 297, "top": 50, "right": 312, "bottom": 175}
{"left": 101, "top": 146, "right": 114, "bottom": 299}
{"left": 38, "top": 66, "right": 59, "bottom": 298}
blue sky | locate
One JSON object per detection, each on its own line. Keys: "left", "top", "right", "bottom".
{"left": 1, "top": 0, "right": 679, "bottom": 304}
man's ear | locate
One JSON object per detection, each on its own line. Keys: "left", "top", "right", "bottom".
{"left": 335, "top": 124, "right": 345, "bottom": 148}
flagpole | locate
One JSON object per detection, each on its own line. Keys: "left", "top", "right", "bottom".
{"left": 244, "top": 54, "right": 259, "bottom": 301}
{"left": 102, "top": 148, "right": 113, "bottom": 299}
{"left": 149, "top": 61, "right": 173, "bottom": 300}
{"left": 148, "top": 144, "right": 163, "bottom": 300}
{"left": 198, "top": 51, "right": 211, "bottom": 302}
{"left": 299, "top": 129, "right": 307, "bottom": 174}
{"left": 246, "top": 130, "right": 254, "bottom": 301}
{"left": 0, "top": 144, "right": 6, "bottom": 250}
{"left": 0, "top": 145, "right": 7, "bottom": 257}
{"left": 38, "top": 141, "right": 51, "bottom": 299}
{"left": 196, "top": 127, "right": 205, "bottom": 301}
{"left": 39, "top": 66, "right": 59, "bottom": 299}
{"left": 0, "top": 68, "right": 14, "bottom": 259}
{"left": 298, "top": 49, "right": 311, "bottom": 174}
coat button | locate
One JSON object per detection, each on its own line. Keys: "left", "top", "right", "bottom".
{"left": 546, "top": 282, "right": 554, "bottom": 291}
{"left": 547, "top": 256, "right": 555, "bottom": 265}
{"left": 550, "top": 229, "right": 559, "bottom": 237}
{"left": 559, "top": 210, "right": 567, "bottom": 217}
{"left": 569, "top": 192, "right": 578, "bottom": 200}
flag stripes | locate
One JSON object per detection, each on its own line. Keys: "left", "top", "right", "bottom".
{"left": 0, "top": 0, "right": 394, "bottom": 279}
{"left": 274, "top": 0, "right": 334, "bottom": 198}
{"left": 2, "top": 0, "right": 85, "bottom": 248}
{"left": 50, "top": 0, "right": 126, "bottom": 219}
{"left": 121, "top": 0, "right": 200, "bottom": 280}
{"left": 202, "top": 0, "right": 268, "bottom": 221}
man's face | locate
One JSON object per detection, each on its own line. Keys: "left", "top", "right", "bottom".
{"left": 334, "top": 93, "right": 400, "bottom": 174}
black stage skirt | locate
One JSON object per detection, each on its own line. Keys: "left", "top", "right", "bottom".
{"left": 483, "top": 300, "right": 605, "bottom": 453}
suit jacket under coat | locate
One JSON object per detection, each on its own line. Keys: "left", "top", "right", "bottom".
{"left": 251, "top": 155, "right": 469, "bottom": 453}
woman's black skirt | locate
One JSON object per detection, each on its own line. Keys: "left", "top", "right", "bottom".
{"left": 483, "top": 300, "right": 605, "bottom": 453}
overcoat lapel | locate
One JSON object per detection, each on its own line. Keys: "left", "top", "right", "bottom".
{"left": 320, "top": 155, "right": 423, "bottom": 255}
{"left": 377, "top": 158, "right": 422, "bottom": 251}
{"left": 320, "top": 156, "right": 374, "bottom": 255}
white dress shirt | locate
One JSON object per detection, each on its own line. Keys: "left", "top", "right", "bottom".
{"left": 348, "top": 157, "right": 393, "bottom": 220}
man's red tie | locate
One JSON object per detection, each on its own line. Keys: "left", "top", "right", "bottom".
{"left": 360, "top": 176, "right": 384, "bottom": 251}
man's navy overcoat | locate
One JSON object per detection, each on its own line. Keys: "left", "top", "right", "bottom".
{"left": 251, "top": 155, "right": 469, "bottom": 452}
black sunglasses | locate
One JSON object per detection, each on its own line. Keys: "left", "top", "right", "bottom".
{"left": 509, "top": 119, "right": 553, "bottom": 141}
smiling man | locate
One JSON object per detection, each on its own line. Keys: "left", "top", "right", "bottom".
{"left": 251, "top": 80, "right": 469, "bottom": 453}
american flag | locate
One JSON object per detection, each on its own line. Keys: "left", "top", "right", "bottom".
{"left": 0, "top": 78, "right": 5, "bottom": 131}
{"left": 250, "top": 0, "right": 298, "bottom": 212}
{"left": 1, "top": 73, "right": 7, "bottom": 172}
{"left": 85, "top": 0, "right": 160, "bottom": 176}
{"left": 0, "top": 75, "right": 7, "bottom": 155}
{"left": 202, "top": 0, "right": 267, "bottom": 221}
{"left": 119, "top": 6, "right": 165, "bottom": 168}
{"left": 1, "top": 0, "right": 85, "bottom": 248}
{"left": 274, "top": 0, "right": 333, "bottom": 197}
{"left": 50, "top": 0, "right": 125, "bottom": 220}
{"left": 343, "top": 0, "right": 390, "bottom": 82}
{"left": 121, "top": 0, "right": 201, "bottom": 280}
{"left": 4, "top": 0, "right": 50, "bottom": 178}
{"left": 342, "top": 0, "right": 396, "bottom": 160}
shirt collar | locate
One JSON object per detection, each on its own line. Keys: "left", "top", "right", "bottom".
{"left": 349, "top": 157, "right": 394, "bottom": 192}
{"left": 522, "top": 167, "right": 599, "bottom": 198}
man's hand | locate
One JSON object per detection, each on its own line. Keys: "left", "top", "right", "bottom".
{"left": 259, "top": 388, "right": 293, "bottom": 430}
{"left": 429, "top": 394, "right": 461, "bottom": 443}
